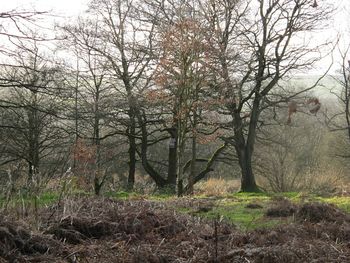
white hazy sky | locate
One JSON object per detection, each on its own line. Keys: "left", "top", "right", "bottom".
{"left": 1, "top": 0, "right": 347, "bottom": 31}
{"left": 1, "top": 0, "right": 89, "bottom": 17}
{"left": 0, "top": 0, "right": 349, "bottom": 74}
{"left": 1, "top": 0, "right": 347, "bottom": 20}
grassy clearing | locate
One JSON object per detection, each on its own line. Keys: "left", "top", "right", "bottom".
{"left": 0, "top": 188, "right": 94, "bottom": 210}
{"left": 2, "top": 189, "right": 350, "bottom": 231}
{"left": 171, "top": 192, "right": 350, "bottom": 230}
{"left": 105, "top": 190, "right": 176, "bottom": 201}
{"left": 0, "top": 192, "right": 58, "bottom": 208}
{"left": 177, "top": 192, "right": 276, "bottom": 230}
{"left": 316, "top": 196, "right": 350, "bottom": 213}
{"left": 197, "top": 202, "right": 275, "bottom": 230}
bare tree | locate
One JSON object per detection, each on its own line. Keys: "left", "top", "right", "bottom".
{"left": 136, "top": 0, "right": 232, "bottom": 194}
{"left": 0, "top": 39, "right": 67, "bottom": 185}
{"left": 60, "top": 18, "right": 119, "bottom": 194}
{"left": 323, "top": 43, "right": 350, "bottom": 165}
{"left": 255, "top": 114, "right": 323, "bottom": 192}
{"left": 201, "top": 0, "right": 333, "bottom": 191}
{"left": 75, "top": 0, "right": 157, "bottom": 191}
{"left": 331, "top": 46, "right": 350, "bottom": 141}
{"left": 0, "top": 9, "right": 46, "bottom": 55}
{"left": 0, "top": 8, "right": 50, "bottom": 112}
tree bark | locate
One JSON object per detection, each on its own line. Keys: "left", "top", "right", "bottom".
{"left": 187, "top": 130, "right": 197, "bottom": 195}
{"left": 127, "top": 120, "right": 136, "bottom": 191}
{"left": 93, "top": 88, "right": 102, "bottom": 195}
{"left": 137, "top": 112, "right": 167, "bottom": 188}
{"left": 237, "top": 147, "right": 259, "bottom": 192}
{"left": 27, "top": 90, "right": 40, "bottom": 185}
{"left": 233, "top": 108, "right": 260, "bottom": 192}
{"left": 166, "top": 127, "right": 177, "bottom": 192}
{"left": 183, "top": 143, "right": 227, "bottom": 194}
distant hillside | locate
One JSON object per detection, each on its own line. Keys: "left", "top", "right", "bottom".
{"left": 283, "top": 74, "right": 343, "bottom": 98}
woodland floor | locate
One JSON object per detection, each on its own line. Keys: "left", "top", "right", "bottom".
{"left": 1, "top": 195, "right": 350, "bottom": 263}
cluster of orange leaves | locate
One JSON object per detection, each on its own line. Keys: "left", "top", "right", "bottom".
{"left": 154, "top": 17, "right": 212, "bottom": 88}
{"left": 161, "top": 18, "right": 208, "bottom": 56}
{"left": 144, "top": 89, "right": 170, "bottom": 103}
{"left": 71, "top": 139, "right": 98, "bottom": 189}
{"left": 72, "top": 139, "right": 97, "bottom": 165}
{"left": 195, "top": 129, "right": 223, "bottom": 145}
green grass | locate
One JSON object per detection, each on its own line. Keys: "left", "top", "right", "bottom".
{"left": 2, "top": 188, "right": 350, "bottom": 230}
{"left": 173, "top": 192, "right": 350, "bottom": 230}
{"left": 0, "top": 191, "right": 59, "bottom": 210}
{"left": 36, "top": 192, "right": 59, "bottom": 205}
{"left": 316, "top": 196, "right": 350, "bottom": 213}
{"left": 105, "top": 190, "right": 174, "bottom": 200}
{"left": 204, "top": 205, "right": 266, "bottom": 230}
{"left": 190, "top": 194, "right": 273, "bottom": 230}
{"left": 0, "top": 188, "right": 93, "bottom": 208}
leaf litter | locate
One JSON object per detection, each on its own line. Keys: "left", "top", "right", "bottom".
{"left": 0, "top": 197, "right": 350, "bottom": 262}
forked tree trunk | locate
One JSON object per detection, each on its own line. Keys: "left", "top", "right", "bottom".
{"left": 136, "top": 112, "right": 168, "bottom": 188}
{"left": 233, "top": 106, "right": 260, "bottom": 193}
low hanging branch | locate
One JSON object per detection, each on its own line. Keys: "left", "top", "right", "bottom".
{"left": 136, "top": 111, "right": 168, "bottom": 188}
{"left": 182, "top": 158, "right": 209, "bottom": 174}
{"left": 183, "top": 142, "right": 227, "bottom": 194}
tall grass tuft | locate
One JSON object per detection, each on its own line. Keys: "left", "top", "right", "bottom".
{"left": 195, "top": 178, "right": 240, "bottom": 196}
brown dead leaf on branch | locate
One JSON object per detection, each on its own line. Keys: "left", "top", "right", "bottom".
{"left": 287, "top": 98, "right": 321, "bottom": 124}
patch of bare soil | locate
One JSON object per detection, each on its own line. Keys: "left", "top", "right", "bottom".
{"left": 1, "top": 197, "right": 350, "bottom": 262}
{"left": 245, "top": 203, "right": 263, "bottom": 209}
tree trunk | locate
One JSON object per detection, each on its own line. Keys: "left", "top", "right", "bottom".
{"left": 126, "top": 91, "right": 137, "bottom": 191}
{"left": 187, "top": 133, "right": 196, "bottom": 195}
{"left": 28, "top": 162, "right": 34, "bottom": 184}
{"left": 94, "top": 176, "right": 102, "bottom": 195}
{"left": 238, "top": 147, "right": 259, "bottom": 192}
{"left": 27, "top": 152, "right": 39, "bottom": 186}
{"left": 93, "top": 90, "right": 103, "bottom": 195}
{"left": 233, "top": 108, "right": 260, "bottom": 193}
{"left": 127, "top": 126, "right": 136, "bottom": 191}
{"left": 136, "top": 112, "right": 167, "bottom": 188}
{"left": 166, "top": 127, "right": 177, "bottom": 193}
{"left": 176, "top": 124, "right": 186, "bottom": 196}
{"left": 183, "top": 143, "right": 227, "bottom": 194}
{"left": 187, "top": 94, "right": 198, "bottom": 195}
{"left": 27, "top": 90, "right": 40, "bottom": 186}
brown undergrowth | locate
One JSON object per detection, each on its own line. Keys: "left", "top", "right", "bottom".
{"left": 1, "top": 198, "right": 350, "bottom": 262}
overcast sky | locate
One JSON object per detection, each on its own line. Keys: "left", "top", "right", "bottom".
{"left": 2, "top": 0, "right": 347, "bottom": 21}
{"left": 1, "top": 0, "right": 349, "bottom": 74}
{"left": 1, "top": 0, "right": 89, "bottom": 17}
{"left": 2, "top": 0, "right": 347, "bottom": 31}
